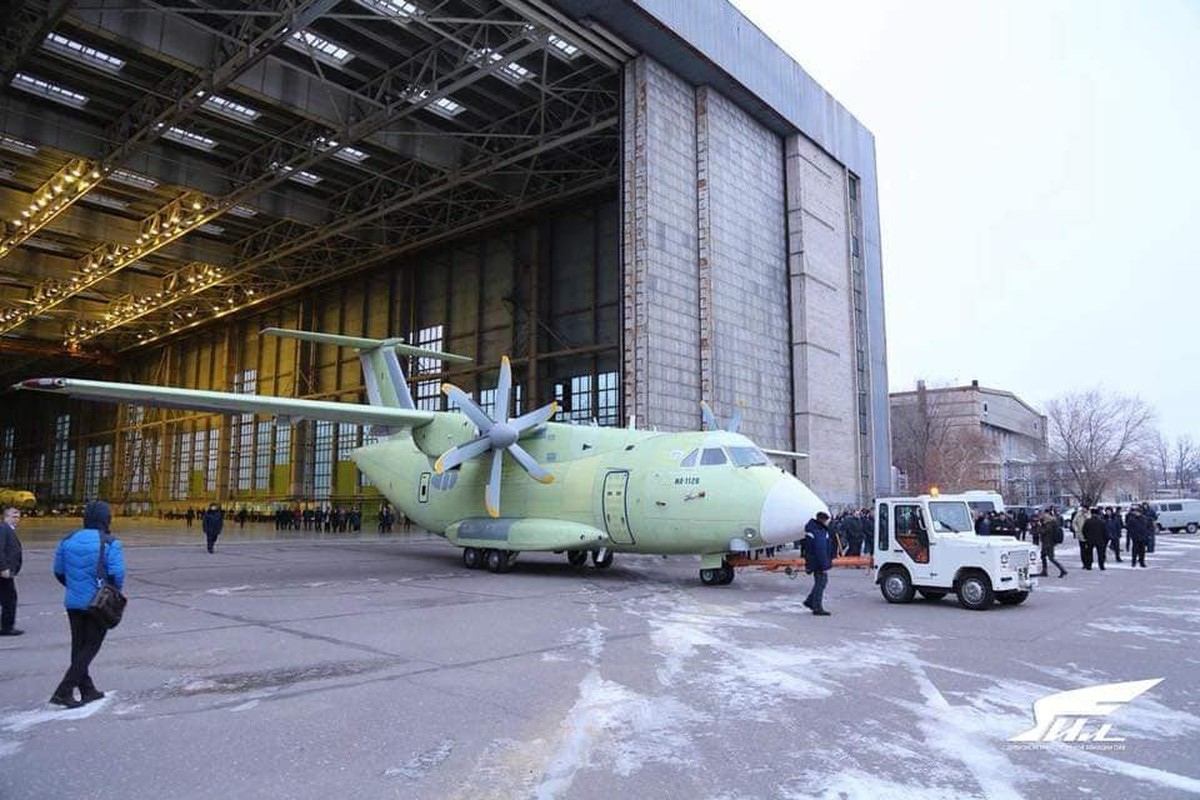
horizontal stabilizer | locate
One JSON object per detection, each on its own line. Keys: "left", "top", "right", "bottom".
{"left": 445, "top": 518, "right": 609, "bottom": 551}
{"left": 16, "top": 378, "right": 435, "bottom": 430}
{"left": 261, "top": 328, "right": 472, "bottom": 363}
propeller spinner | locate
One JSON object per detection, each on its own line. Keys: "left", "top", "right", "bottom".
{"left": 434, "top": 356, "right": 557, "bottom": 518}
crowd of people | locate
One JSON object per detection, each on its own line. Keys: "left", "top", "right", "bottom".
{"left": 172, "top": 502, "right": 409, "bottom": 536}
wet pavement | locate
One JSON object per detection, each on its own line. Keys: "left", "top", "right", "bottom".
{"left": 1, "top": 526, "right": 1198, "bottom": 799}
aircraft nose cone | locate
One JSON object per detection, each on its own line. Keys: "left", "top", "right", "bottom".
{"left": 759, "top": 477, "right": 829, "bottom": 546}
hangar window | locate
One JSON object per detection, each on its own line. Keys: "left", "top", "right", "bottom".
{"left": 597, "top": 372, "right": 619, "bottom": 427}
{"left": 173, "top": 431, "right": 191, "bottom": 500}
{"left": 700, "top": 448, "right": 727, "bottom": 466}
{"left": 52, "top": 414, "right": 75, "bottom": 498}
{"left": 255, "top": 421, "right": 271, "bottom": 489}
{"left": 287, "top": 30, "right": 354, "bottom": 67}
{"left": 413, "top": 324, "right": 444, "bottom": 411}
{"left": 0, "top": 427, "right": 14, "bottom": 483}
{"left": 43, "top": 33, "right": 125, "bottom": 73}
{"left": 12, "top": 72, "right": 88, "bottom": 109}
{"left": 83, "top": 443, "right": 111, "bottom": 500}
{"left": 469, "top": 48, "right": 535, "bottom": 85}
{"left": 312, "top": 420, "right": 334, "bottom": 499}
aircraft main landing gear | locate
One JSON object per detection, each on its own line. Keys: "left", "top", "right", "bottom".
{"left": 462, "top": 547, "right": 483, "bottom": 570}
{"left": 592, "top": 548, "right": 614, "bottom": 569}
{"left": 566, "top": 550, "right": 589, "bottom": 567}
{"left": 485, "top": 548, "right": 516, "bottom": 573}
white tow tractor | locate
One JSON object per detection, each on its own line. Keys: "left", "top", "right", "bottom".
{"left": 873, "top": 493, "right": 1039, "bottom": 610}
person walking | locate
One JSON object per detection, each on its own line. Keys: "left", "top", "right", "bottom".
{"left": 0, "top": 506, "right": 24, "bottom": 636}
{"left": 801, "top": 511, "right": 835, "bottom": 616}
{"left": 50, "top": 500, "right": 125, "bottom": 708}
{"left": 1037, "top": 512, "right": 1068, "bottom": 578}
{"left": 1082, "top": 507, "right": 1108, "bottom": 570}
{"left": 1127, "top": 507, "right": 1150, "bottom": 568}
{"left": 202, "top": 503, "right": 224, "bottom": 554}
{"left": 1105, "top": 508, "right": 1123, "bottom": 563}
{"left": 1071, "top": 507, "right": 1090, "bottom": 568}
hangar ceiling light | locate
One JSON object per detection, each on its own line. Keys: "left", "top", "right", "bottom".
{"left": 42, "top": 33, "right": 125, "bottom": 73}
{"left": 547, "top": 34, "right": 581, "bottom": 60}
{"left": 468, "top": 48, "right": 535, "bottom": 85}
{"left": 314, "top": 136, "right": 369, "bottom": 164}
{"left": 12, "top": 72, "right": 89, "bottom": 109}
{"left": 81, "top": 193, "right": 129, "bottom": 211}
{"left": 354, "top": 0, "right": 421, "bottom": 22}
{"left": 0, "top": 136, "right": 38, "bottom": 156}
{"left": 287, "top": 30, "right": 354, "bottom": 67}
{"left": 109, "top": 169, "right": 159, "bottom": 190}
{"left": 161, "top": 126, "right": 217, "bottom": 151}
{"left": 428, "top": 96, "right": 466, "bottom": 119}
{"left": 0, "top": 159, "right": 104, "bottom": 262}
{"left": 202, "top": 95, "right": 262, "bottom": 123}
{"left": 228, "top": 205, "right": 258, "bottom": 218}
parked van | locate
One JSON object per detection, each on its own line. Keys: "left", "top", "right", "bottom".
{"left": 961, "top": 490, "right": 1006, "bottom": 515}
{"left": 1148, "top": 499, "right": 1200, "bottom": 533}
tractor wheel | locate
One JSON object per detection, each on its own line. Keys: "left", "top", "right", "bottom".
{"left": 956, "top": 572, "right": 995, "bottom": 611}
{"left": 880, "top": 567, "right": 916, "bottom": 603}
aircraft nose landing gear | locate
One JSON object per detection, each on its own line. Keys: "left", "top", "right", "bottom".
{"left": 699, "top": 563, "right": 735, "bottom": 585}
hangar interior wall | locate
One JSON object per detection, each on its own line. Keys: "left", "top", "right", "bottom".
{"left": 622, "top": 55, "right": 865, "bottom": 504}
{"left": 0, "top": 197, "right": 619, "bottom": 512}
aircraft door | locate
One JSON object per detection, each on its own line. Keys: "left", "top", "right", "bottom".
{"left": 602, "top": 470, "right": 635, "bottom": 545}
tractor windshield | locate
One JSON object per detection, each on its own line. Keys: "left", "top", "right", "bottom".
{"left": 928, "top": 501, "right": 974, "bottom": 533}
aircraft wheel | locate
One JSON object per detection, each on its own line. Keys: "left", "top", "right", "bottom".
{"left": 592, "top": 549, "right": 614, "bottom": 569}
{"left": 462, "top": 547, "right": 482, "bottom": 570}
{"left": 567, "top": 550, "right": 588, "bottom": 567}
{"left": 718, "top": 565, "right": 735, "bottom": 585}
{"left": 486, "top": 548, "right": 512, "bottom": 574}
{"left": 700, "top": 568, "right": 720, "bottom": 585}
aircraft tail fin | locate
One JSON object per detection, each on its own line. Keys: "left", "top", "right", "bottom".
{"left": 261, "top": 328, "right": 471, "bottom": 410}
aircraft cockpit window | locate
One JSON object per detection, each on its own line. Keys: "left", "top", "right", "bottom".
{"left": 700, "top": 447, "right": 728, "bottom": 466}
{"left": 680, "top": 449, "right": 699, "bottom": 467}
{"left": 727, "top": 446, "right": 768, "bottom": 467}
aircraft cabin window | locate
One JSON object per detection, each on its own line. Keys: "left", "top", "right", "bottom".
{"left": 700, "top": 448, "right": 727, "bottom": 466}
{"left": 680, "top": 449, "right": 699, "bottom": 467}
{"left": 727, "top": 446, "right": 768, "bottom": 467}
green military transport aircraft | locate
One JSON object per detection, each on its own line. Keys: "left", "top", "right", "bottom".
{"left": 17, "top": 329, "right": 828, "bottom": 585}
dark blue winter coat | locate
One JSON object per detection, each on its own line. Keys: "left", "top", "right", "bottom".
{"left": 202, "top": 508, "right": 224, "bottom": 537}
{"left": 1126, "top": 513, "right": 1151, "bottom": 544}
{"left": 1105, "top": 515, "right": 1121, "bottom": 541}
{"left": 802, "top": 518, "right": 835, "bottom": 573}
{"left": 53, "top": 528, "right": 125, "bottom": 610}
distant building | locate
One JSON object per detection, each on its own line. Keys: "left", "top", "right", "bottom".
{"left": 890, "top": 380, "right": 1050, "bottom": 503}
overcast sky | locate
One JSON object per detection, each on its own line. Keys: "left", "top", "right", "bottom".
{"left": 730, "top": 0, "right": 1199, "bottom": 440}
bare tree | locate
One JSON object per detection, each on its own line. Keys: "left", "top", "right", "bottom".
{"left": 1174, "top": 435, "right": 1198, "bottom": 493}
{"left": 1151, "top": 432, "right": 1172, "bottom": 490}
{"left": 892, "top": 382, "right": 997, "bottom": 494}
{"left": 1046, "top": 389, "right": 1156, "bottom": 507}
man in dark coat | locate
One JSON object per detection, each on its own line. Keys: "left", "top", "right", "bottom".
{"left": 1127, "top": 508, "right": 1150, "bottom": 568}
{"left": 1082, "top": 507, "right": 1109, "bottom": 570}
{"left": 801, "top": 512, "right": 835, "bottom": 616}
{"left": 1104, "top": 508, "right": 1123, "bottom": 563}
{"left": 201, "top": 503, "right": 224, "bottom": 554}
{"left": 0, "top": 506, "right": 24, "bottom": 636}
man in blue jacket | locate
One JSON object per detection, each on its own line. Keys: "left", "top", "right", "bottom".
{"left": 202, "top": 503, "right": 224, "bottom": 553}
{"left": 801, "top": 511, "right": 835, "bottom": 616}
{"left": 51, "top": 500, "right": 125, "bottom": 708}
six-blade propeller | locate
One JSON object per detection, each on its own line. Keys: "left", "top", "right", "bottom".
{"left": 434, "top": 356, "right": 557, "bottom": 518}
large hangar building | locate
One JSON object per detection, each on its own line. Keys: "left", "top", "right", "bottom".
{"left": 0, "top": 0, "right": 889, "bottom": 511}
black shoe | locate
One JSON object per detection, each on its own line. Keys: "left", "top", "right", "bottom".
{"left": 80, "top": 688, "right": 105, "bottom": 704}
{"left": 1099, "top": 566, "right": 1106, "bottom": 571}
{"left": 813, "top": 609, "right": 831, "bottom": 616}
{"left": 0, "top": 628, "right": 23, "bottom": 636}
{"left": 1036, "top": 572, "right": 1048, "bottom": 578}
{"left": 49, "top": 693, "right": 82, "bottom": 709}
{"left": 802, "top": 598, "right": 813, "bottom": 610}
{"left": 1059, "top": 571, "right": 1067, "bottom": 578}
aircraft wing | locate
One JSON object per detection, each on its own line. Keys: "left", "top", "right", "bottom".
{"left": 763, "top": 448, "right": 809, "bottom": 460}
{"left": 15, "top": 378, "right": 435, "bottom": 429}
